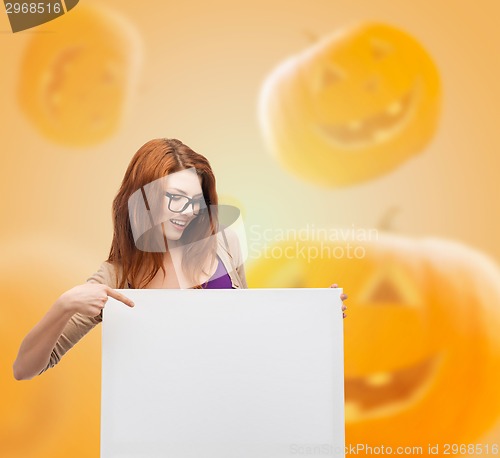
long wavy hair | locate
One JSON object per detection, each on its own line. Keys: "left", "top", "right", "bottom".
{"left": 107, "top": 138, "right": 219, "bottom": 288}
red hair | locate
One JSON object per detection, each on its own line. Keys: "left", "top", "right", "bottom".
{"left": 107, "top": 138, "right": 219, "bottom": 288}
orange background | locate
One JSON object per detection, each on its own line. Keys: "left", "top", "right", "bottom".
{"left": 1, "top": 0, "right": 500, "bottom": 456}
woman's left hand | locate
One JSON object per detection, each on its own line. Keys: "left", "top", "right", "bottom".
{"left": 330, "top": 283, "right": 348, "bottom": 319}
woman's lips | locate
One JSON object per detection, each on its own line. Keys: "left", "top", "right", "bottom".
{"left": 170, "top": 218, "right": 188, "bottom": 231}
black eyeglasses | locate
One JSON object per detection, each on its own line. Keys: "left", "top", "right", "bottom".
{"left": 165, "top": 192, "right": 207, "bottom": 216}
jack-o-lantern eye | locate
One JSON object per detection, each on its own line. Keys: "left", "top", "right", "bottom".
{"left": 320, "top": 64, "right": 346, "bottom": 91}
{"left": 360, "top": 265, "right": 421, "bottom": 307}
{"left": 368, "top": 277, "right": 404, "bottom": 303}
{"left": 308, "top": 63, "right": 346, "bottom": 95}
{"left": 370, "top": 38, "right": 393, "bottom": 60}
{"left": 364, "top": 75, "right": 380, "bottom": 93}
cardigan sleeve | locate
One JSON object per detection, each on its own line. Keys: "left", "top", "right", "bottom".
{"left": 233, "top": 236, "right": 248, "bottom": 289}
{"left": 236, "top": 261, "right": 248, "bottom": 289}
{"left": 37, "top": 261, "right": 116, "bottom": 375}
{"left": 224, "top": 227, "right": 248, "bottom": 289}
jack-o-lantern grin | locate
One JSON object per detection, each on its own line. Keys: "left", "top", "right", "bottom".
{"left": 44, "top": 46, "right": 84, "bottom": 118}
{"left": 315, "top": 84, "right": 418, "bottom": 149}
{"left": 343, "top": 264, "right": 444, "bottom": 422}
{"left": 344, "top": 353, "right": 441, "bottom": 422}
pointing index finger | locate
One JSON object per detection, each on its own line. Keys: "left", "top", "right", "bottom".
{"left": 105, "top": 286, "right": 135, "bottom": 307}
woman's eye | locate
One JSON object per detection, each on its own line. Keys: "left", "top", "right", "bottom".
{"left": 171, "top": 196, "right": 183, "bottom": 201}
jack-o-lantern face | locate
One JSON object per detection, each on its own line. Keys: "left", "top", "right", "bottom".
{"left": 246, "top": 234, "right": 500, "bottom": 451}
{"left": 17, "top": 4, "right": 142, "bottom": 147}
{"left": 259, "top": 23, "right": 441, "bottom": 187}
{"left": 342, "top": 261, "right": 437, "bottom": 423}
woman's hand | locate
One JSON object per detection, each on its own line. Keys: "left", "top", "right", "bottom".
{"left": 330, "top": 283, "right": 348, "bottom": 318}
{"left": 59, "top": 283, "right": 135, "bottom": 318}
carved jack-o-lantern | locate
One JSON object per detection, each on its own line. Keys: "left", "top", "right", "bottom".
{"left": 246, "top": 234, "right": 500, "bottom": 451}
{"left": 18, "top": 4, "right": 141, "bottom": 147}
{"left": 259, "top": 23, "right": 441, "bottom": 187}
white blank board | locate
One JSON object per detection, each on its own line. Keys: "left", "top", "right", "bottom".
{"left": 101, "top": 288, "right": 345, "bottom": 458}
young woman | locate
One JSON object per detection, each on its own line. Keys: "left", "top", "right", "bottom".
{"left": 13, "top": 138, "right": 347, "bottom": 380}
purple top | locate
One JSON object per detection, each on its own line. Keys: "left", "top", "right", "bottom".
{"left": 202, "top": 255, "right": 233, "bottom": 289}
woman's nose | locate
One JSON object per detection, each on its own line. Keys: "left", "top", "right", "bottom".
{"left": 180, "top": 204, "right": 194, "bottom": 217}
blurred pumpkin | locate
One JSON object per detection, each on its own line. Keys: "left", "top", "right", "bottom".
{"left": 0, "top": 236, "right": 101, "bottom": 458}
{"left": 258, "top": 22, "right": 441, "bottom": 187}
{"left": 246, "top": 232, "right": 500, "bottom": 452}
{"left": 17, "top": 3, "right": 142, "bottom": 147}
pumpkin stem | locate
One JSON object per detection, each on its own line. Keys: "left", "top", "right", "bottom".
{"left": 378, "top": 206, "right": 400, "bottom": 231}
{"left": 303, "top": 30, "right": 318, "bottom": 43}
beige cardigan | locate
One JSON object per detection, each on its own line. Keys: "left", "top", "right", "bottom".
{"left": 39, "top": 229, "right": 247, "bottom": 375}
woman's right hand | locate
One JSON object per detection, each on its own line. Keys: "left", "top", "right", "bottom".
{"left": 59, "top": 283, "right": 135, "bottom": 317}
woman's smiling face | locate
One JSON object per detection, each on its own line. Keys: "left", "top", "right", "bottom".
{"left": 163, "top": 168, "right": 204, "bottom": 241}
